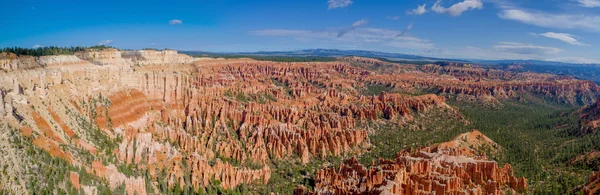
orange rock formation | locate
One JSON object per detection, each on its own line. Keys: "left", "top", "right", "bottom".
{"left": 584, "top": 170, "right": 600, "bottom": 195}
{"left": 3, "top": 50, "right": 594, "bottom": 193}
{"left": 303, "top": 131, "right": 527, "bottom": 195}
{"left": 580, "top": 98, "right": 600, "bottom": 135}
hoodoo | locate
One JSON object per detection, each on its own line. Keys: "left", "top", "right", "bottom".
{"left": 0, "top": 47, "right": 599, "bottom": 194}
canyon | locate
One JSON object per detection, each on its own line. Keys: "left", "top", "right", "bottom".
{"left": 0, "top": 49, "right": 599, "bottom": 194}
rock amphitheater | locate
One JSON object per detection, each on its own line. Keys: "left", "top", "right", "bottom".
{"left": 1, "top": 50, "right": 600, "bottom": 194}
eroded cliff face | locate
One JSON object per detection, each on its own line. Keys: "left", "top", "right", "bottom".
{"left": 366, "top": 63, "right": 599, "bottom": 106}
{"left": 0, "top": 53, "right": 458, "bottom": 194}
{"left": 2, "top": 52, "right": 598, "bottom": 194}
{"left": 1, "top": 49, "right": 196, "bottom": 71}
{"left": 584, "top": 170, "right": 600, "bottom": 195}
{"left": 299, "top": 131, "right": 527, "bottom": 195}
{"left": 1, "top": 52, "right": 42, "bottom": 71}
{"left": 121, "top": 50, "right": 196, "bottom": 66}
{"left": 579, "top": 98, "right": 600, "bottom": 135}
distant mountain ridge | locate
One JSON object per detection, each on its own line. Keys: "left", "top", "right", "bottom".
{"left": 182, "top": 49, "right": 467, "bottom": 63}
{"left": 182, "top": 48, "right": 599, "bottom": 66}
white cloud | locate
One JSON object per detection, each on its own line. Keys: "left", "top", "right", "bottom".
{"left": 328, "top": 0, "right": 352, "bottom": 9}
{"left": 386, "top": 15, "right": 400, "bottom": 20}
{"left": 493, "top": 42, "right": 561, "bottom": 55}
{"left": 388, "top": 37, "right": 434, "bottom": 50}
{"left": 352, "top": 19, "right": 368, "bottom": 27}
{"left": 527, "top": 32, "right": 538, "bottom": 37}
{"left": 98, "top": 40, "right": 113, "bottom": 45}
{"left": 546, "top": 56, "right": 600, "bottom": 64}
{"left": 32, "top": 45, "right": 42, "bottom": 49}
{"left": 432, "top": 0, "right": 483, "bottom": 16}
{"left": 338, "top": 19, "right": 368, "bottom": 37}
{"left": 575, "top": 0, "right": 600, "bottom": 7}
{"left": 396, "top": 23, "right": 413, "bottom": 37}
{"left": 169, "top": 19, "right": 182, "bottom": 25}
{"left": 250, "top": 28, "right": 598, "bottom": 63}
{"left": 251, "top": 26, "right": 435, "bottom": 50}
{"left": 407, "top": 4, "right": 427, "bottom": 15}
{"left": 440, "top": 45, "right": 597, "bottom": 63}
{"left": 499, "top": 9, "right": 600, "bottom": 32}
{"left": 539, "top": 32, "right": 588, "bottom": 46}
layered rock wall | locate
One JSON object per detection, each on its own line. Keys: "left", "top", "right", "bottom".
{"left": 304, "top": 131, "right": 527, "bottom": 195}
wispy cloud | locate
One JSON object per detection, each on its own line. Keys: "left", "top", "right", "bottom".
{"left": 574, "top": 0, "right": 600, "bottom": 7}
{"left": 546, "top": 56, "right": 600, "bottom": 64}
{"left": 32, "top": 45, "right": 42, "bottom": 49}
{"left": 388, "top": 36, "right": 434, "bottom": 50}
{"left": 169, "top": 19, "right": 183, "bottom": 25}
{"left": 395, "top": 23, "right": 413, "bottom": 37}
{"left": 328, "top": 0, "right": 353, "bottom": 9}
{"left": 98, "top": 40, "right": 113, "bottom": 45}
{"left": 538, "top": 32, "right": 589, "bottom": 46}
{"left": 499, "top": 9, "right": 600, "bottom": 32}
{"left": 251, "top": 26, "right": 435, "bottom": 50}
{"left": 422, "top": 48, "right": 446, "bottom": 55}
{"left": 337, "top": 19, "right": 368, "bottom": 38}
{"left": 352, "top": 19, "right": 368, "bottom": 27}
{"left": 443, "top": 45, "right": 589, "bottom": 63}
{"left": 252, "top": 29, "right": 332, "bottom": 38}
{"left": 386, "top": 15, "right": 401, "bottom": 20}
{"left": 407, "top": 4, "right": 427, "bottom": 15}
{"left": 494, "top": 42, "right": 561, "bottom": 55}
{"left": 432, "top": 0, "right": 483, "bottom": 16}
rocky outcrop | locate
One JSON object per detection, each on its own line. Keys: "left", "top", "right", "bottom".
{"left": 37, "top": 55, "right": 92, "bottom": 68}
{"left": 306, "top": 131, "right": 527, "bottom": 195}
{"left": 2, "top": 55, "right": 595, "bottom": 194}
{"left": 75, "top": 49, "right": 131, "bottom": 66}
{"left": 70, "top": 172, "right": 81, "bottom": 190}
{"left": 89, "top": 161, "right": 147, "bottom": 195}
{"left": 339, "top": 56, "right": 417, "bottom": 73}
{"left": 579, "top": 98, "right": 600, "bottom": 135}
{"left": 366, "top": 64, "right": 599, "bottom": 105}
{"left": 75, "top": 49, "right": 198, "bottom": 66}
{"left": 122, "top": 50, "right": 196, "bottom": 66}
{"left": 421, "top": 63, "right": 514, "bottom": 80}
{"left": 0, "top": 52, "right": 40, "bottom": 71}
{"left": 584, "top": 170, "right": 600, "bottom": 195}
{"left": 1, "top": 52, "right": 95, "bottom": 71}
{"left": 423, "top": 130, "right": 503, "bottom": 157}
{"left": 187, "top": 153, "right": 271, "bottom": 189}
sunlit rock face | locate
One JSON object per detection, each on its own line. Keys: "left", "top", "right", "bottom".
{"left": 302, "top": 131, "right": 527, "bottom": 195}
{"left": 579, "top": 98, "right": 600, "bottom": 135}
{"left": 1, "top": 52, "right": 41, "bottom": 71}
{"left": 584, "top": 170, "right": 600, "bottom": 195}
{"left": 2, "top": 50, "right": 599, "bottom": 194}
{"left": 121, "top": 50, "right": 196, "bottom": 66}
{"left": 0, "top": 51, "right": 458, "bottom": 193}
{"left": 367, "top": 63, "right": 599, "bottom": 106}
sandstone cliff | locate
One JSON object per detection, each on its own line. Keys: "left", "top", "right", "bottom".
{"left": 300, "top": 131, "right": 527, "bottom": 195}
{"left": 367, "top": 64, "right": 599, "bottom": 106}
{"left": 121, "top": 50, "right": 196, "bottom": 66}
{"left": 579, "top": 98, "right": 600, "bottom": 135}
{"left": 3, "top": 53, "right": 597, "bottom": 194}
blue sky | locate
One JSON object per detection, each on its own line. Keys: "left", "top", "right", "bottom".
{"left": 1, "top": 0, "right": 600, "bottom": 63}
